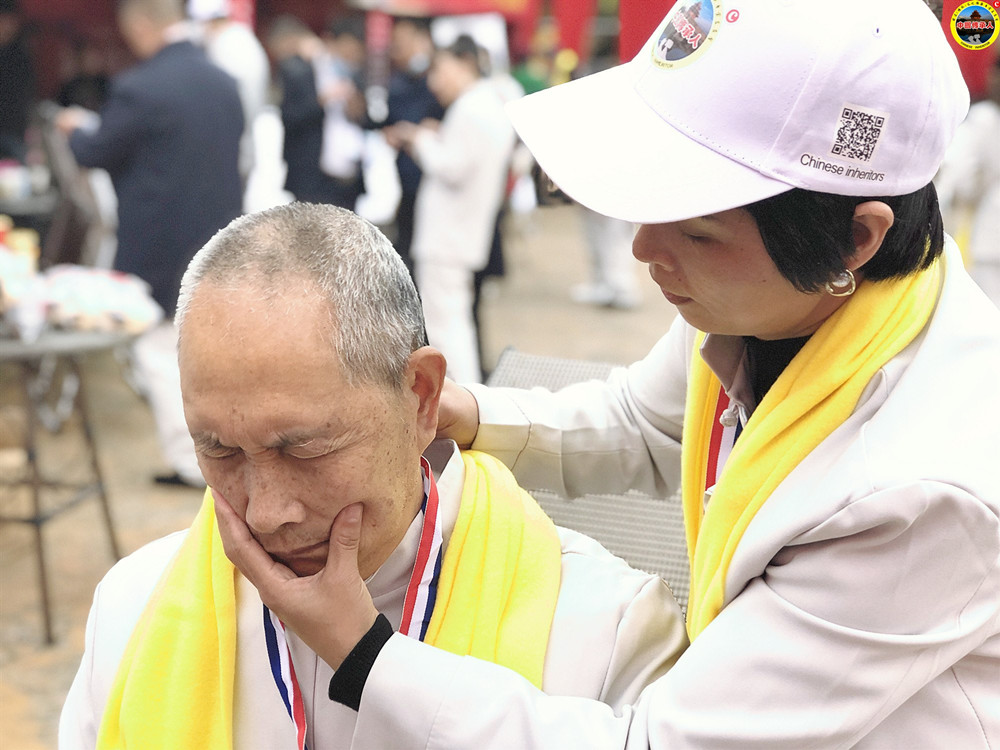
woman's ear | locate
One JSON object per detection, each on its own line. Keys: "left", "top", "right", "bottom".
{"left": 848, "top": 201, "right": 895, "bottom": 271}
{"left": 406, "top": 346, "right": 448, "bottom": 452}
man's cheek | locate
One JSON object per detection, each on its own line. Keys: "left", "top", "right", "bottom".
{"left": 207, "top": 480, "right": 250, "bottom": 520}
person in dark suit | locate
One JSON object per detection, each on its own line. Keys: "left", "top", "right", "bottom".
{"left": 0, "top": 0, "right": 36, "bottom": 162}
{"left": 57, "top": 0, "right": 242, "bottom": 315}
{"left": 381, "top": 16, "right": 444, "bottom": 274}
{"left": 56, "top": 0, "right": 242, "bottom": 488}
{"left": 265, "top": 15, "right": 350, "bottom": 207}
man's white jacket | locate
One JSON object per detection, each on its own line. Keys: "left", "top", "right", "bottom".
{"left": 59, "top": 440, "right": 686, "bottom": 749}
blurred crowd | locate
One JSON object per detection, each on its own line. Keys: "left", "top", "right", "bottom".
{"left": 2, "top": 0, "right": 997, "bottom": 489}
{"left": 2, "top": 0, "right": 586, "bottom": 384}
{"left": 1, "top": 0, "right": 618, "bottom": 489}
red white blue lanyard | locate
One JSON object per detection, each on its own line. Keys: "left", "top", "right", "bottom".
{"left": 263, "top": 605, "right": 309, "bottom": 750}
{"left": 262, "top": 457, "right": 443, "bottom": 747}
{"left": 399, "top": 456, "right": 444, "bottom": 639}
{"left": 705, "top": 385, "right": 743, "bottom": 491}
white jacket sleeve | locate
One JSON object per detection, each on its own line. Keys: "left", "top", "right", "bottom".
{"left": 590, "top": 574, "right": 688, "bottom": 711}
{"left": 347, "top": 481, "right": 1000, "bottom": 749}
{"left": 468, "top": 315, "right": 693, "bottom": 499}
{"left": 542, "top": 528, "right": 688, "bottom": 710}
{"left": 58, "top": 585, "right": 102, "bottom": 749}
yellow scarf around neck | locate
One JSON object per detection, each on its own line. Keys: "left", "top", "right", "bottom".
{"left": 681, "top": 259, "right": 942, "bottom": 641}
{"left": 424, "top": 450, "right": 562, "bottom": 688}
{"left": 96, "top": 495, "right": 236, "bottom": 750}
{"left": 97, "top": 451, "right": 561, "bottom": 749}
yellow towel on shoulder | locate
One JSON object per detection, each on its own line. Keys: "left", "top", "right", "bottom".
{"left": 682, "top": 259, "right": 942, "bottom": 641}
{"left": 96, "top": 496, "right": 235, "bottom": 749}
{"left": 97, "top": 451, "right": 561, "bottom": 747}
{"left": 425, "top": 450, "right": 562, "bottom": 688}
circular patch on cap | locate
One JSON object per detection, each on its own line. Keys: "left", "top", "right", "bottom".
{"left": 650, "top": 0, "right": 723, "bottom": 69}
{"left": 950, "top": 2, "right": 998, "bottom": 51}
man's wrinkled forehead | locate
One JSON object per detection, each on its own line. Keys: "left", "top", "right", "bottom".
{"left": 178, "top": 277, "right": 339, "bottom": 371}
{"left": 184, "top": 273, "right": 331, "bottom": 329}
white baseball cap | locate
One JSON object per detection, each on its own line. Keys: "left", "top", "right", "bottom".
{"left": 506, "top": 0, "right": 970, "bottom": 224}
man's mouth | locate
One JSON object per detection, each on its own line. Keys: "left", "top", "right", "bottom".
{"left": 268, "top": 540, "right": 327, "bottom": 563}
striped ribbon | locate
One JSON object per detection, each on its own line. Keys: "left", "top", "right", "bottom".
{"left": 263, "top": 605, "right": 308, "bottom": 750}
{"left": 705, "top": 385, "right": 743, "bottom": 493}
{"left": 399, "top": 456, "right": 444, "bottom": 640}
{"left": 263, "top": 456, "right": 443, "bottom": 746}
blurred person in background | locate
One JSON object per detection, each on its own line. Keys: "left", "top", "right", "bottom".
{"left": 380, "top": 15, "right": 444, "bottom": 274}
{"left": 520, "top": 38, "right": 641, "bottom": 312}
{"left": 57, "top": 38, "right": 111, "bottom": 113}
{"left": 935, "top": 53, "right": 1000, "bottom": 304}
{"left": 56, "top": 0, "right": 243, "bottom": 488}
{"left": 187, "top": 0, "right": 269, "bottom": 205}
{"left": 0, "top": 0, "right": 35, "bottom": 162}
{"left": 571, "top": 204, "right": 641, "bottom": 310}
{"left": 267, "top": 15, "right": 351, "bottom": 208}
{"left": 385, "top": 34, "right": 516, "bottom": 384}
{"left": 316, "top": 13, "right": 367, "bottom": 211}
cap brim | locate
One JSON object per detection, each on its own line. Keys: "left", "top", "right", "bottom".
{"left": 506, "top": 62, "right": 794, "bottom": 224}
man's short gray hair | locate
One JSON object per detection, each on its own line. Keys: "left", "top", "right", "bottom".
{"left": 176, "top": 202, "right": 427, "bottom": 388}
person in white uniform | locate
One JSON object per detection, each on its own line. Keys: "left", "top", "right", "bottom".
{"left": 386, "top": 34, "right": 517, "bottom": 384}
{"left": 207, "top": 1, "right": 1000, "bottom": 748}
{"left": 58, "top": 203, "right": 686, "bottom": 749}
{"left": 187, "top": 0, "right": 269, "bottom": 200}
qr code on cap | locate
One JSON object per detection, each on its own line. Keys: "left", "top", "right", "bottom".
{"left": 831, "top": 105, "right": 888, "bottom": 162}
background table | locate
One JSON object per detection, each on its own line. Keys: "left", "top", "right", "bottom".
{"left": 1, "top": 328, "right": 130, "bottom": 644}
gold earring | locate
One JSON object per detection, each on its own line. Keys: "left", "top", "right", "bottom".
{"left": 825, "top": 269, "right": 856, "bottom": 297}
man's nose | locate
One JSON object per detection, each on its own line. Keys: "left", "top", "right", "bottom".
{"left": 243, "top": 461, "right": 306, "bottom": 535}
{"left": 632, "top": 225, "right": 678, "bottom": 272}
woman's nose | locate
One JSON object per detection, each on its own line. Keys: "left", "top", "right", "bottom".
{"left": 632, "top": 224, "right": 677, "bottom": 272}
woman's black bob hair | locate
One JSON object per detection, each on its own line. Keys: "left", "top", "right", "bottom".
{"left": 744, "top": 182, "right": 943, "bottom": 293}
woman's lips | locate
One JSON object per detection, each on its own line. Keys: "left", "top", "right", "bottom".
{"left": 661, "top": 289, "right": 692, "bottom": 305}
{"left": 648, "top": 266, "right": 691, "bottom": 305}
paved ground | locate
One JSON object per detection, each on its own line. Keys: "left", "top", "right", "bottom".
{"left": 0, "top": 204, "right": 676, "bottom": 748}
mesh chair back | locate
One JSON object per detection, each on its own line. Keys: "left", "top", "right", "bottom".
{"left": 487, "top": 348, "right": 690, "bottom": 612}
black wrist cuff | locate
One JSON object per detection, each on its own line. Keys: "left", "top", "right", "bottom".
{"left": 327, "top": 613, "right": 393, "bottom": 711}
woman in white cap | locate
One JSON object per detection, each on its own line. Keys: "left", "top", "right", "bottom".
{"left": 215, "top": 0, "right": 1000, "bottom": 747}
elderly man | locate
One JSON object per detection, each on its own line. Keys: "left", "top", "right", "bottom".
{"left": 59, "top": 203, "right": 686, "bottom": 749}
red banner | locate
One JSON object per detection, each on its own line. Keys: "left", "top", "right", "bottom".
{"left": 618, "top": 1, "right": 673, "bottom": 62}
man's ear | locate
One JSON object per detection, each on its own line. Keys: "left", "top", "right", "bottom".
{"left": 848, "top": 201, "right": 895, "bottom": 272}
{"left": 406, "top": 346, "right": 447, "bottom": 451}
